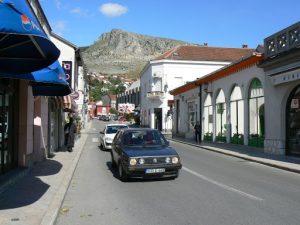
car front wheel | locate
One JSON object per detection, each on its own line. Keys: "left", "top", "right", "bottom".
{"left": 118, "top": 163, "right": 128, "bottom": 182}
{"left": 111, "top": 152, "right": 117, "bottom": 168}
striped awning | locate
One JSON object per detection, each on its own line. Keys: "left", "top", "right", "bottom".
{"left": 57, "top": 95, "right": 77, "bottom": 112}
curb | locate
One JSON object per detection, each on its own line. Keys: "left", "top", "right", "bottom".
{"left": 40, "top": 122, "right": 92, "bottom": 225}
{"left": 168, "top": 138, "right": 300, "bottom": 175}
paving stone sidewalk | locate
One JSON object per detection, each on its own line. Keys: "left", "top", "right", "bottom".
{"left": 0, "top": 122, "right": 91, "bottom": 225}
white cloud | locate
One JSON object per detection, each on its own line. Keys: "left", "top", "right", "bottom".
{"left": 99, "top": 3, "right": 128, "bottom": 17}
{"left": 71, "top": 7, "right": 81, "bottom": 14}
{"left": 52, "top": 20, "right": 67, "bottom": 35}
{"left": 70, "top": 7, "right": 92, "bottom": 17}
{"left": 55, "top": 0, "right": 61, "bottom": 9}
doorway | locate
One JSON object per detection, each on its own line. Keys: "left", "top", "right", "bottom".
{"left": 286, "top": 85, "right": 300, "bottom": 156}
{"left": 0, "top": 79, "right": 17, "bottom": 174}
{"left": 154, "top": 108, "right": 162, "bottom": 131}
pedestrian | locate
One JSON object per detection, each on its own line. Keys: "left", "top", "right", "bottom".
{"left": 64, "top": 117, "right": 77, "bottom": 152}
{"left": 194, "top": 121, "right": 201, "bottom": 143}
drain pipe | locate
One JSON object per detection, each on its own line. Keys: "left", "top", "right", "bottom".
{"left": 199, "top": 84, "right": 202, "bottom": 143}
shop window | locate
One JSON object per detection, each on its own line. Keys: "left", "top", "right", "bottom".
{"left": 215, "top": 90, "right": 226, "bottom": 143}
{"left": 230, "top": 85, "right": 244, "bottom": 145}
{"left": 248, "top": 78, "right": 264, "bottom": 147}
{"left": 0, "top": 79, "right": 15, "bottom": 174}
{"left": 188, "top": 102, "right": 197, "bottom": 131}
{"left": 203, "top": 94, "right": 213, "bottom": 141}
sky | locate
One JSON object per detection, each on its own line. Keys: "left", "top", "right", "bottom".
{"left": 40, "top": 0, "right": 300, "bottom": 49}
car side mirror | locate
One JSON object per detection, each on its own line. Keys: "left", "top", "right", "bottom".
{"left": 100, "top": 131, "right": 104, "bottom": 134}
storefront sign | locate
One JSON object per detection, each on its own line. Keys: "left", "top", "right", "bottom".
{"left": 271, "top": 68, "right": 300, "bottom": 86}
{"left": 62, "top": 61, "right": 72, "bottom": 87}
{"left": 291, "top": 99, "right": 299, "bottom": 109}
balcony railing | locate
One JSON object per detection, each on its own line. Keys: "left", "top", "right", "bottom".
{"left": 264, "top": 22, "right": 300, "bottom": 59}
{"left": 146, "top": 91, "right": 164, "bottom": 99}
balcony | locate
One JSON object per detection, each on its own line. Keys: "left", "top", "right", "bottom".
{"left": 264, "top": 22, "right": 300, "bottom": 59}
{"left": 146, "top": 91, "right": 164, "bottom": 99}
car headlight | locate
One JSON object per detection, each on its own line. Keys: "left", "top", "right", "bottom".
{"left": 172, "top": 157, "right": 179, "bottom": 164}
{"left": 139, "top": 158, "right": 145, "bottom": 164}
{"left": 165, "top": 157, "right": 171, "bottom": 163}
{"left": 129, "top": 158, "right": 137, "bottom": 166}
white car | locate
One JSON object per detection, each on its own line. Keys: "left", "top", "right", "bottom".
{"left": 99, "top": 124, "right": 129, "bottom": 150}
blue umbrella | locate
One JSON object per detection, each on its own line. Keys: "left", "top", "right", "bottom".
{"left": 0, "top": 61, "right": 71, "bottom": 96}
{"left": 0, "top": 0, "right": 60, "bottom": 74}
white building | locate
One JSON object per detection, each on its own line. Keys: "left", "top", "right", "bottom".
{"left": 140, "top": 45, "right": 254, "bottom": 133}
{"left": 170, "top": 21, "right": 300, "bottom": 156}
{"left": 50, "top": 33, "right": 89, "bottom": 129}
{"left": 259, "top": 21, "right": 300, "bottom": 155}
{"left": 170, "top": 51, "right": 265, "bottom": 145}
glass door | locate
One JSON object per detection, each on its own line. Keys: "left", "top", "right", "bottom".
{"left": 0, "top": 93, "right": 11, "bottom": 173}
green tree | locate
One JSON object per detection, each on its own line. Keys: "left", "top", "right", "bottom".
{"left": 89, "top": 77, "right": 127, "bottom": 101}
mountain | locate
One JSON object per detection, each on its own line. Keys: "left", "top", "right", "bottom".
{"left": 81, "top": 29, "right": 192, "bottom": 78}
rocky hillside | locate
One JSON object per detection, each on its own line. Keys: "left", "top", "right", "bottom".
{"left": 81, "top": 29, "right": 191, "bottom": 78}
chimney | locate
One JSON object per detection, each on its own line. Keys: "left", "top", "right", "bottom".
{"left": 203, "top": 43, "right": 208, "bottom": 46}
{"left": 242, "top": 44, "right": 248, "bottom": 48}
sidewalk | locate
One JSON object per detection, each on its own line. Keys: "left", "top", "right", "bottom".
{"left": 169, "top": 136, "right": 300, "bottom": 174}
{"left": 0, "top": 126, "right": 300, "bottom": 225}
{"left": 0, "top": 122, "right": 91, "bottom": 225}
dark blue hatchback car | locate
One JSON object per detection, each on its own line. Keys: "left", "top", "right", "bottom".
{"left": 111, "top": 128, "right": 182, "bottom": 181}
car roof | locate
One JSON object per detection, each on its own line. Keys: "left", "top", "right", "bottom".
{"left": 106, "top": 124, "right": 128, "bottom": 127}
{"left": 122, "top": 128, "right": 158, "bottom": 132}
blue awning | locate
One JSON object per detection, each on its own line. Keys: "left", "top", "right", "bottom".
{"left": 0, "top": 61, "right": 71, "bottom": 96}
{"left": 0, "top": 0, "right": 60, "bottom": 74}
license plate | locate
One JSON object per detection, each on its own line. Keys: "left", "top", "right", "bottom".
{"left": 145, "top": 168, "right": 165, "bottom": 174}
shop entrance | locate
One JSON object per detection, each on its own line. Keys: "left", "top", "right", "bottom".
{"left": 154, "top": 108, "right": 162, "bottom": 131}
{"left": 0, "top": 79, "right": 17, "bottom": 174}
{"left": 286, "top": 85, "right": 300, "bottom": 156}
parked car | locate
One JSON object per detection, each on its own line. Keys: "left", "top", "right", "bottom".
{"left": 111, "top": 128, "right": 182, "bottom": 181}
{"left": 102, "top": 115, "right": 110, "bottom": 121}
{"left": 99, "top": 124, "right": 129, "bottom": 150}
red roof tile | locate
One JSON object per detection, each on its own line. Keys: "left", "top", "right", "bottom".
{"left": 155, "top": 45, "right": 255, "bottom": 62}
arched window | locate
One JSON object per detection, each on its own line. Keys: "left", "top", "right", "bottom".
{"left": 215, "top": 90, "right": 226, "bottom": 142}
{"left": 187, "top": 101, "right": 197, "bottom": 132}
{"left": 230, "top": 85, "right": 244, "bottom": 144}
{"left": 203, "top": 94, "right": 213, "bottom": 141}
{"left": 248, "top": 78, "right": 264, "bottom": 147}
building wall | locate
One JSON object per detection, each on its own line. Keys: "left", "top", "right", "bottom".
{"left": 264, "top": 72, "right": 300, "bottom": 154}
{"left": 173, "top": 65, "right": 265, "bottom": 146}
{"left": 173, "top": 88, "right": 199, "bottom": 138}
{"left": 50, "top": 37, "right": 76, "bottom": 89}
{"left": 96, "top": 106, "right": 111, "bottom": 115}
{"left": 18, "top": 81, "right": 34, "bottom": 167}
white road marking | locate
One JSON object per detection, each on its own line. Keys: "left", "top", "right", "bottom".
{"left": 92, "top": 138, "right": 99, "bottom": 142}
{"left": 183, "top": 166, "right": 264, "bottom": 202}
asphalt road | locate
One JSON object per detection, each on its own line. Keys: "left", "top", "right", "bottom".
{"left": 55, "top": 120, "right": 300, "bottom": 225}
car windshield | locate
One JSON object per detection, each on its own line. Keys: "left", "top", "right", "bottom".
{"left": 106, "top": 126, "right": 127, "bottom": 134}
{"left": 123, "top": 130, "right": 168, "bottom": 146}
